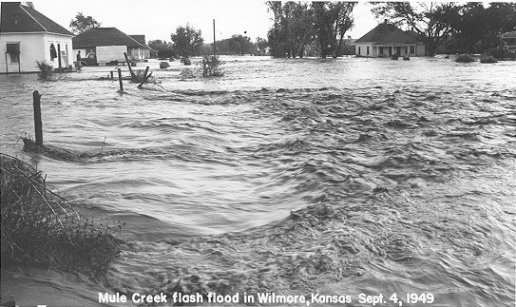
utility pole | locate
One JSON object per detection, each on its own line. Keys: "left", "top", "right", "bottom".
{"left": 213, "top": 19, "right": 216, "bottom": 56}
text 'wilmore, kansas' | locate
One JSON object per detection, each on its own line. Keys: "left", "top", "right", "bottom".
{"left": 99, "top": 291, "right": 435, "bottom": 306}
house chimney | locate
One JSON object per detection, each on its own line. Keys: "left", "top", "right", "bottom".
{"left": 25, "top": 2, "right": 35, "bottom": 9}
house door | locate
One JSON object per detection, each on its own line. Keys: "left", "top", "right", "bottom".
{"left": 388, "top": 47, "right": 392, "bottom": 56}
{"left": 396, "top": 47, "right": 401, "bottom": 55}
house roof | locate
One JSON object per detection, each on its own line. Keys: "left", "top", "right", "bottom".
{"left": 0, "top": 2, "right": 73, "bottom": 36}
{"left": 73, "top": 27, "right": 149, "bottom": 49}
{"left": 355, "top": 22, "right": 419, "bottom": 44}
{"left": 129, "top": 35, "right": 146, "bottom": 46}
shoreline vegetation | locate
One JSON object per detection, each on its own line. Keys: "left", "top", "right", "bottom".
{"left": 0, "top": 153, "right": 121, "bottom": 278}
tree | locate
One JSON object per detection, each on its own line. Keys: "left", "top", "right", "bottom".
{"left": 69, "top": 12, "right": 101, "bottom": 34}
{"left": 454, "top": 3, "right": 516, "bottom": 54}
{"left": 266, "top": 1, "right": 315, "bottom": 58}
{"left": 371, "top": 2, "right": 460, "bottom": 56}
{"left": 170, "top": 24, "right": 204, "bottom": 57}
{"left": 256, "top": 37, "right": 269, "bottom": 54}
{"left": 229, "top": 35, "right": 252, "bottom": 55}
{"left": 313, "top": 2, "right": 356, "bottom": 58}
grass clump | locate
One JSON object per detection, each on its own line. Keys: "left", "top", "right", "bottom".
{"left": 0, "top": 153, "right": 121, "bottom": 277}
{"left": 480, "top": 55, "right": 498, "bottom": 63}
{"left": 455, "top": 54, "right": 476, "bottom": 63}
{"left": 201, "top": 55, "right": 223, "bottom": 77}
{"left": 36, "top": 61, "right": 54, "bottom": 80}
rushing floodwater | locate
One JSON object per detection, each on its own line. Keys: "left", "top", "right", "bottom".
{"left": 1, "top": 56, "right": 515, "bottom": 307}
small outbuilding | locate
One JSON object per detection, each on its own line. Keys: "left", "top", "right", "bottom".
{"left": 72, "top": 27, "right": 152, "bottom": 65}
{"left": 0, "top": 2, "right": 74, "bottom": 73}
{"left": 355, "top": 20, "right": 425, "bottom": 58}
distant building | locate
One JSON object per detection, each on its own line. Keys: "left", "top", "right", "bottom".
{"left": 354, "top": 20, "right": 425, "bottom": 57}
{"left": 72, "top": 27, "right": 152, "bottom": 65}
{"left": 500, "top": 31, "right": 516, "bottom": 54}
{"left": 0, "top": 2, "right": 74, "bottom": 73}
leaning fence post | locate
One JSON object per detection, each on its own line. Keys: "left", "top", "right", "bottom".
{"left": 32, "top": 90, "right": 43, "bottom": 146}
{"left": 118, "top": 68, "right": 123, "bottom": 92}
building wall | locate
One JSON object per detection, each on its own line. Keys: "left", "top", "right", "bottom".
{"left": 0, "top": 33, "right": 45, "bottom": 73}
{"left": 356, "top": 42, "right": 425, "bottom": 57}
{"left": 0, "top": 32, "right": 73, "bottom": 73}
{"left": 355, "top": 43, "right": 375, "bottom": 57}
{"left": 43, "top": 33, "right": 74, "bottom": 69}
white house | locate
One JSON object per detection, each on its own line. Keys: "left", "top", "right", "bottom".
{"left": 355, "top": 20, "right": 425, "bottom": 58}
{"left": 72, "top": 28, "right": 152, "bottom": 65}
{"left": 0, "top": 2, "right": 74, "bottom": 73}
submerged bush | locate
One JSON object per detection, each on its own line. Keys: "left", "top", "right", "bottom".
{"left": 0, "top": 153, "right": 121, "bottom": 277}
{"left": 201, "top": 55, "right": 223, "bottom": 77}
{"left": 160, "top": 61, "right": 170, "bottom": 69}
{"left": 455, "top": 54, "right": 476, "bottom": 63}
{"left": 480, "top": 55, "right": 498, "bottom": 64}
{"left": 36, "top": 61, "right": 53, "bottom": 80}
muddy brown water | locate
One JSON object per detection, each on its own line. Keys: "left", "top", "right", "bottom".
{"left": 1, "top": 56, "right": 515, "bottom": 306}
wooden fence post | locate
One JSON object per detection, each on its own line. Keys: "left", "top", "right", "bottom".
{"left": 118, "top": 68, "right": 123, "bottom": 91}
{"left": 32, "top": 90, "right": 43, "bottom": 146}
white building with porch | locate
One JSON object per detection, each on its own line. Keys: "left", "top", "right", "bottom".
{"left": 355, "top": 20, "right": 425, "bottom": 58}
{"left": 0, "top": 2, "right": 74, "bottom": 73}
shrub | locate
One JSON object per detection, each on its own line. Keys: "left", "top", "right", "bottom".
{"left": 455, "top": 54, "right": 476, "bottom": 63}
{"left": 201, "top": 55, "right": 223, "bottom": 77}
{"left": 160, "top": 61, "right": 170, "bottom": 69}
{"left": 0, "top": 153, "right": 121, "bottom": 277}
{"left": 36, "top": 61, "right": 53, "bottom": 80}
{"left": 480, "top": 55, "right": 498, "bottom": 64}
{"left": 180, "top": 57, "right": 191, "bottom": 65}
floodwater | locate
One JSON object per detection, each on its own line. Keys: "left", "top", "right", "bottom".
{"left": 0, "top": 56, "right": 515, "bottom": 307}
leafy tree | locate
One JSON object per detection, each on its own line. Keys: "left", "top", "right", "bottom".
{"left": 229, "top": 35, "right": 252, "bottom": 55}
{"left": 313, "top": 1, "right": 356, "bottom": 58}
{"left": 69, "top": 12, "right": 101, "bottom": 34}
{"left": 256, "top": 37, "right": 269, "bottom": 53}
{"left": 266, "top": 1, "right": 355, "bottom": 58}
{"left": 371, "top": 2, "right": 460, "bottom": 56}
{"left": 454, "top": 3, "right": 516, "bottom": 54}
{"left": 266, "top": 1, "right": 315, "bottom": 58}
{"left": 170, "top": 24, "right": 204, "bottom": 57}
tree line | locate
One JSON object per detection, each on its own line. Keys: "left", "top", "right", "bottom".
{"left": 266, "top": 1, "right": 516, "bottom": 58}
{"left": 69, "top": 2, "right": 516, "bottom": 59}
{"left": 371, "top": 2, "right": 516, "bottom": 56}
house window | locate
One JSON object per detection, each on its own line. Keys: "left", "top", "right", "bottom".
{"left": 410, "top": 46, "right": 415, "bottom": 54}
{"left": 358, "top": 46, "right": 361, "bottom": 55}
{"left": 6, "top": 43, "right": 20, "bottom": 63}
{"left": 367, "top": 46, "right": 369, "bottom": 55}
{"left": 379, "top": 47, "right": 384, "bottom": 55}
{"left": 405, "top": 46, "right": 408, "bottom": 54}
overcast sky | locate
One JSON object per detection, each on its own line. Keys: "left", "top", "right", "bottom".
{"left": 28, "top": 0, "right": 378, "bottom": 42}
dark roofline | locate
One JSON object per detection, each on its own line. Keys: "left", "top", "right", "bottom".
{"left": 0, "top": 2, "right": 73, "bottom": 36}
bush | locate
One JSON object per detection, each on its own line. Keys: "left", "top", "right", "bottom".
{"left": 160, "top": 61, "right": 170, "bottom": 69}
{"left": 201, "top": 55, "right": 223, "bottom": 77}
{"left": 180, "top": 57, "right": 191, "bottom": 65}
{"left": 455, "top": 54, "right": 476, "bottom": 63}
{"left": 0, "top": 153, "right": 121, "bottom": 277}
{"left": 36, "top": 61, "right": 53, "bottom": 80}
{"left": 480, "top": 55, "right": 498, "bottom": 64}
